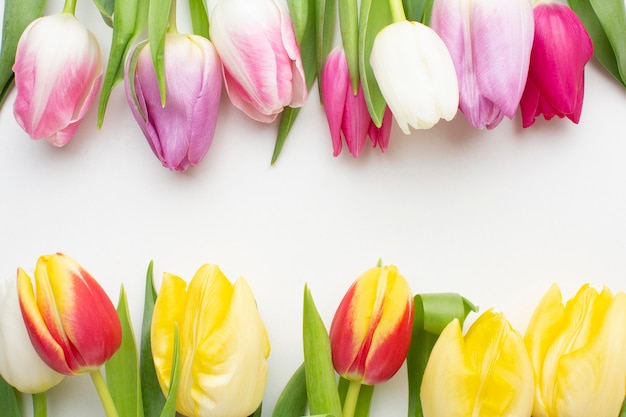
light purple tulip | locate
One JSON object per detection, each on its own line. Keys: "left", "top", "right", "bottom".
{"left": 520, "top": 1, "right": 593, "bottom": 128}
{"left": 430, "top": 0, "right": 534, "bottom": 129}
{"left": 321, "top": 48, "right": 392, "bottom": 157}
{"left": 209, "top": 0, "right": 307, "bottom": 123}
{"left": 12, "top": 13, "right": 102, "bottom": 146}
{"left": 125, "top": 34, "right": 222, "bottom": 172}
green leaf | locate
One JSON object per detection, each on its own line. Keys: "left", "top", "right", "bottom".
{"left": 338, "top": 378, "right": 374, "bottom": 417}
{"left": 149, "top": 0, "right": 174, "bottom": 106}
{"left": 303, "top": 285, "right": 342, "bottom": 417}
{"left": 402, "top": 0, "right": 424, "bottom": 22}
{"left": 159, "top": 325, "right": 181, "bottom": 417}
{"left": 141, "top": 261, "right": 166, "bottom": 417}
{"left": 358, "top": 0, "right": 392, "bottom": 127}
{"left": 189, "top": 0, "right": 209, "bottom": 38}
{"left": 619, "top": 397, "right": 626, "bottom": 417}
{"left": 0, "top": 0, "right": 46, "bottom": 109}
{"left": 339, "top": 0, "right": 359, "bottom": 92}
{"left": 92, "top": 0, "right": 115, "bottom": 27}
{"left": 315, "top": 0, "right": 337, "bottom": 82}
{"left": 272, "top": 363, "right": 308, "bottom": 417}
{"left": 588, "top": 0, "right": 626, "bottom": 84}
{"left": 106, "top": 285, "right": 143, "bottom": 417}
{"left": 288, "top": 0, "right": 309, "bottom": 43}
{"left": 248, "top": 404, "right": 263, "bottom": 417}
{"left": 0, "top": 375, "right": 21, "bottom": 417}
{"left": 406, "top": 293, "right": 477, "bottom": 417}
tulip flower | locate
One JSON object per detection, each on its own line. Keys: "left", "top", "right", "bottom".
{"left": 322, "top": 47, "right": 392, "bottom": 157}
{"left": 125, "top": 33, "right": 222, "bottom": 172}
{"left": 519, "top": 1, "right": 593, "bottom": 128}
{"left": 430, "top": 0, "right": 534, "bottom": 129}
{"left": 209, "top": 0, "right": 307, "bottom": 123}
{"left": 370, "top": 21, "right": 459, "bottom": 134}
{"left": 0, "top": 279, "right": 64, "bottom": 393}
{"left": 421, "top": 310, "right": 534, "bottom": 417}
{"left": 524, "top": 284, "right": 626, "bottom": 417}
{"left": 12, "top": 12, "right": 102, "bottom": 146}
{"left": 151, "top": 264, "right": 270, "bottom": 417}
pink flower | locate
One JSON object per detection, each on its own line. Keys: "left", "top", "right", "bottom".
{"left": 520, "top": 1, "right": 593, "bottom": 128}
{"left": 12, "top": 13, "right": 102, "bottom": 146}
{"left": 209, "top": 0, "right": 307, "bottom": 123}
{"left": 321, "top": 48, "right": 391, "bottom": 157}
{"left": 125, "top": 34, "right": 222, "bottom": 172}
{"left": 430, "top": 0, "right": 534, "bottom": 129}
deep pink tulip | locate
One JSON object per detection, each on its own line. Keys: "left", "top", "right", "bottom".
{"left": 520, "top": 2, "right": 593, "bottom": 128}
{"left": 430, "top": 0, "right": 534, "bottom": 129}
{"left": 12, "top": 13, "right": 102, "bottom": 146}
{"left": 321, "top": 48, "right": 392, "bottom": 157}
{"left": 125, "top": 34, "right": 222, "bottom": 172}
{"left": 209, "top": 0, "right": 307, "bottom": 123}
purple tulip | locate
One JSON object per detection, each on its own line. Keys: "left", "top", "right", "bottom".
{"left": 125, "top": 34, "right": 222, "bottom": 172}
{"left": 520, "top": 1, "right": 593, "bottom": 128}
{"left": 12, "top": 13, "right": 102, "bottom": 146}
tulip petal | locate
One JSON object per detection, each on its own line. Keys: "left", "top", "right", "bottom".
{"left": 321, "top": 48, "right": 350, "bottom": 156}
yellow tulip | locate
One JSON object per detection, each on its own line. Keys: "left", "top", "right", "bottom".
{"left": 524, "top": 284, "right": 626, "bottom": 417}
{"left": 151, "top": 264, "right": 270, "bottom": 417}
{"left": 421, "top": 310, "right": 534, "bottom": 417}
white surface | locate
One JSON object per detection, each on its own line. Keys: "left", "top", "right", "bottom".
{"left": 1, "top": 1, "right": 626, "bottom": 416}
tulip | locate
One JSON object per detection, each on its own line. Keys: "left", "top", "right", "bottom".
{"left": 125, "top": 33, "right": 222, "bottom": 172}
{"left": 329, "top": 264, "right": 413, "bottom": 385}
{"left": 524, "top": 284, "right": 626, "bottom": 417}
{"left": 209, "top": 0, "right": 307, "bottom": 123}
{"left": 0, "top": 279, "right": 64, "bottom": 393}
{"left": 16, "top": 253, "right": 122, "bottom": 375}
{"left": 430, "top": 0, "right": 534, "bottom": 129}
{"left": 370, "top": 21, "right": 459, "bottom": 134}
{"left": 151, "top": 264, "right": 270, "bottom": 417}
{"left": 321, "top": 47, "right": 392, "bottom": 157}
{"left": 421, "top": 310, "right": 534, "bottom": 417}
{"left": 12, "top": 12, "right": 102, "bottom": 146}
{"left": 519, "top": 1, "right": 593, "bottom": 128}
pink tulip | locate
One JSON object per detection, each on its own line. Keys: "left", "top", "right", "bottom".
{"left": 209, "top": 0, "right": 307, "bottom": 123}
{"left": 321, "top": 48, "right": 392, "bottom": 157}
{"left": 430, "top": 0, "right": 534, "bottom": 129}
{"left": 12, "top": 13, "right": 102, "bottom": 146}
{"left": 520, "top": 1, "right": 593, "bottom": 128}
{"left": 125, "top": 34, "right": 222, "bottom": 172}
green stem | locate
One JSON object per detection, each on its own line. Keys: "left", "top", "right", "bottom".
{"left": 342, "top": 380, "right": 362, "bottom": 417}
{"left": 90, "top": 370, "right": 120, "bottom": 417}
{"left": 62, "top": 0, "right": 77, "bottom": 14}
{"left": 167, "top": 0, "right": 178, "bottom": 34}
{"left": 32, "top": 392, "right": 47, "bottom": 417}
{"left": 389, "top": 0, "right": 406, "bottom": 22}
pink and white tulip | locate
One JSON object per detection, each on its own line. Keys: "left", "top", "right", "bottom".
{"left": 322, "top": 48, "right": 392, "bottom": 157}
{"left": 125, "top": 34, "right": 222, "bottom": 172}
{"left": 430, "top": 0, "right": 534, "bottom": 129}
{"left": 12, "top": 13, "right": 102, "bottom": 146}
{"left": 520, "top": 1, "right": 593, "bottom": 128}
{"left": 209, "top": 0, "right": 307, "bottom": 123}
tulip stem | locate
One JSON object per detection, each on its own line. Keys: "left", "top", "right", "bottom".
{"left": 62, "top": 0, "right": 77, "bottom": 14}
{"left": 167, "top": 0, "right": 178, "bottom": 34}
{"left": 342, "top": 380, "right": 362, "bottom": 417}
{"left": 388, "top": 0, "right": 407, "bottom": 22}
{"left": 90, "top": 370, "right": 120, "bottom": 417}
{"left": 32, "top": 392, "right": 47, "bottom": 417}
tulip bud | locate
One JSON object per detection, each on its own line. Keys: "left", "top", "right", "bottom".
{"left": 524, "top": 284, "right": 626, "bottom": 417}
{"left": 12, "top": 13, "right": 102, "bottom": 146}
{"left": 370, "top": 21, "right": 459, "bottom": 134}
{"left": 321, "top": 48, "right": 392, "bottom": 157}
{"left": 209, "top": 0, "right": 307, "bottom": 122}
{"left": 151, "top": 264, "right": 270, "bottom": 417}
{"left": 329, "top": 265, "right": 413, "bottom": 385}
{"left": 0, "top": 279, "right": 64, "bottom": 393}
{"left": 16, "top": 253, "right": 122, "bottom": 375}
{"left": 519, "top": 1, "right": 593, "bottom": 128}
{"left": 421, "top": 310, "right": 534, "bottom": 417}
{"left": 125, "top": 33, "right": 222, "bottom": 172}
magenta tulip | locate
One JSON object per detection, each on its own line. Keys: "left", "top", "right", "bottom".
{"left": 520, "top": 1, "right": 593, "bottom": 128}
{"left": 12, "top": 13, "right": 102, "bottom": 146}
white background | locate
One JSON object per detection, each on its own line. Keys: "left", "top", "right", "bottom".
{"left": 1, "top": 0, "right": 626, "bottom": 416}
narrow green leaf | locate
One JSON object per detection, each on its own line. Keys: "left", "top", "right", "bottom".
{"left": 248, "top": 404, "right": 263, "bottom": 417}
{"left": 303, "top": 285, "right": 342, "bottom": 417}
{"left": 316, "top": 0, "right": 337, "bottom": 81}
{"left": 619, "top": 397, "right": 626, "bottom": 417}
{"left": 288, "top": 0, "right": 309, "bottom": 43}
{"left": 92, "top": 0, "right": 115, "bottom": 27}
{"left": 0, "top": 0, "right": 46, "bottom": 108}
{"left": 420, "top": 0, "right": 434, "bottom": 25}
{"left": 338, "top": 377, "right": 374, "bottom": 417}
{"left": 149, "top": 0, "right": 174, "bottom": 106}
{"left": 588, "top": 0, "right": 626, "bottom": 84}
{"left": 188, "top": 0, "right": 209, "bottom": 38}
{"left": 358, "top": 0, "right": 393, "bottom": 126}
{"left": 339, "top": 0, "right": 359, "bottom": 92}
{"left": 159, "top": 325, "right": 180, "bottom": 417}
{"left": 0, "top": 375, "right": 21, "bottom": 417}
{"left": 141, "top": 261, "right": 166, "bottom": 417}
{"left": 402, "top": 0, "right": 424, "bottom": 22}
{"left": 272, "top": 363, "right": 307, "bottom": 417}
{"left": 406, "top": 293, "right": 477, "bottom": 417}
{"left": 106, "top": 285, "right": 143, "bottom": 417}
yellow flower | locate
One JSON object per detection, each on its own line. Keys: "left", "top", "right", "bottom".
{"left": 151, "top": 264, "right": 270, "bottom": 417}
{"left": 421, "top": 310, "right": 534, "bottom": 417}
{"left": 525, "top": 283, "right": 626, "bottom": 417}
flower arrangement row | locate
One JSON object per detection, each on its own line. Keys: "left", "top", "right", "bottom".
{"left": 0, "top": 0, "right": 624, "bottom": 170}
{"left": 1, "top": 253, "right": 625, "bottom": 417}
